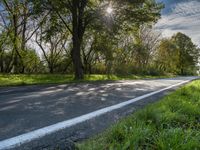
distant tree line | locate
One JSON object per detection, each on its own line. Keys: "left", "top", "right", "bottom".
{"left": 0, "top": 0, "right": 199, "bottom": 79}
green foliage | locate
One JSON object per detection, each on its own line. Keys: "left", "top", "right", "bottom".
{"left": 156, "top": 39, "right": 179, "bottom": 74}
{"left": 77, "top": 80, "right": 200, "bottom": 150}
{"left": 171, "top": 32, "right": 199, "bottom": 75}
{"left": 0, "top": 0, "right": 199, "bottom": 77}
{"left": 156, "top": 33, "right": 199, "bottom": 75}
{"left": 28, "top": 0, "right": 164, "bottom": 79}
{"left": 20, "top": 49, "right": 43, "bottom": 73}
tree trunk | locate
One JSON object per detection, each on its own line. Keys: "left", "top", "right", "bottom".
{"left": 12, "top": 12, "right": 23, "bottom": 73}
{"left": 20, "top": 2, "right": 28, "bottom": 73}
{"left": 49, "top": 66, "right": 54, "bottom": 74}
{"left": 0, "top": 49, "right": 4, "bottom": 72}
{"left": 89, "top": 63, "right": 92, "bottom": 74}
{"left": 0, "top": 56, "right": 3, "bottom": 73}
{"left": 71, "top": 0, "right": 85, "bottom": 80}
{"left": 71, "top": 37, "right": 84, "bottom": 79}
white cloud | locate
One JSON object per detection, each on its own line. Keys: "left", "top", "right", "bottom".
{"left": 155, "top": 0, "right": 200, "bottom": 46}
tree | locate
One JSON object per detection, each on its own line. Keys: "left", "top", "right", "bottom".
{"left": 35, "top": 27, "right": 68, "bottom": 73}
{"left": 156, "top": 33, "right": 199, "bottom": 75}
{"left": 0, "top": 0, "right": 22, "bottom": 73}
{"left": 0, "top": 0, "right": 42, "bottom": 73}
{"left": 20, "top": 49, "right": 41, "bottom": 73}
{"left": 31, "top": 0, "right": 163, "bottom": 79}
{"left": 171, "top": 32, "right": 199, "bottom": 75}
{"left": 156, "top": 39, "right": 179, "bottom": 74}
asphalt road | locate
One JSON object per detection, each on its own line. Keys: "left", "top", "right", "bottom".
{"left": 0, "top": 76, "right": 198, "bottom": 148}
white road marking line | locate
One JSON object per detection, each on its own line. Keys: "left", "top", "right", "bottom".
{"left": 0, "top": 80, "right": 192, "bottom": 150}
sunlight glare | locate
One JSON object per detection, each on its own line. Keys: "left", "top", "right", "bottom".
{"left": 106, "top": 6, "right": 113, "bottom": 14}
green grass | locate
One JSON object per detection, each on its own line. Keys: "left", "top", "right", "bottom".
{"left": 0, "top": 74, "right": 173, "bottom": 87}
{"left": 77, "top": 80, "right": 200, "bottom": 150}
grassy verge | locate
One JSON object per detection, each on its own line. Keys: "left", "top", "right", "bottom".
{"left": 0, "top": 74, "right": 173, "bottom": 87}
{"left": 77, "top": 80, "right": 200, "bottom": 150}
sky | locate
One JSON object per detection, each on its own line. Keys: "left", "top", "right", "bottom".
{"left": 155, "top": 0, "right": 200, "bottom": 47}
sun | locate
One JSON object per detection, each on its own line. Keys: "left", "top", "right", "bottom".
{"left": 106, "top": 6, "right": 113, "bottom": 14}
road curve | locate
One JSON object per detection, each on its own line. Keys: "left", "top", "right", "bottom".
{"left": 0, "top": 76, "right": 198, "bottom": 149}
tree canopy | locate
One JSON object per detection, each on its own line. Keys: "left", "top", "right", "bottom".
{"left": 0, "top": 0, "right": 199, "bottom": 77}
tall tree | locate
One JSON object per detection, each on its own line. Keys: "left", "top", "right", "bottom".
{"left": 0, "top": 0, "right": 41, "bottom": 73}
{"left": 156, "top": 39, "right": 179, "bottom": 74}
{"left": 171, "top": 32, "right": 199, "bottom": 75}
{"left": 31, "top": 0, "right": 163, "bottom": 79}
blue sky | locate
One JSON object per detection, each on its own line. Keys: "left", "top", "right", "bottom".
{"left": 155, "top": 0, "right": 200, "bottom": 46}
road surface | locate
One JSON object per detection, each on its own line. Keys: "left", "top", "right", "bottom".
{"left": 0, "top": 76, "right": 198, "bottom": 149}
